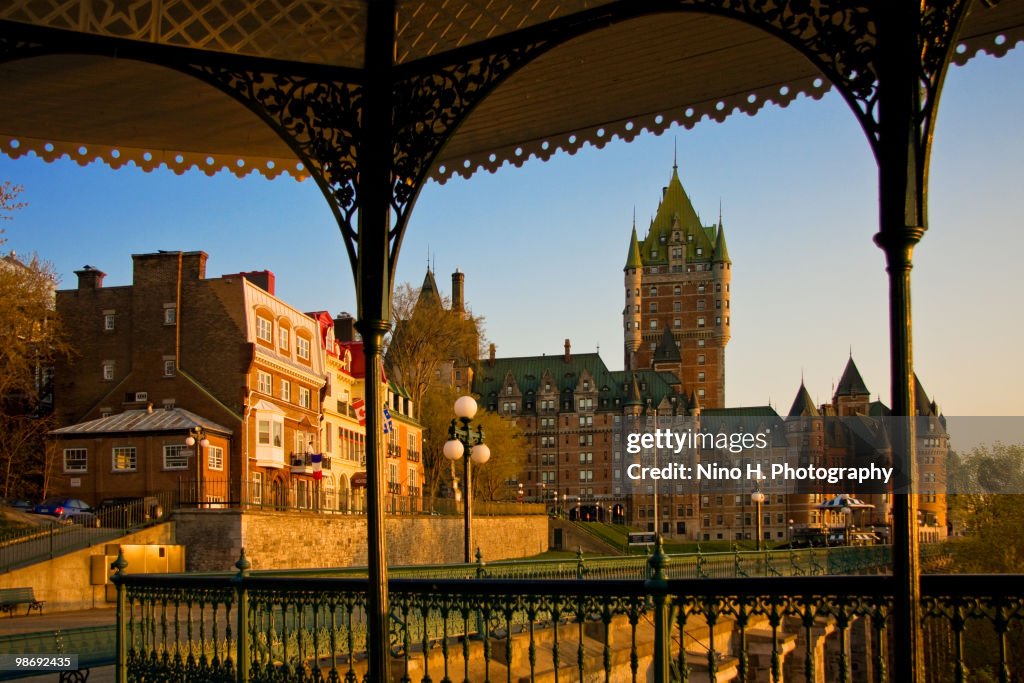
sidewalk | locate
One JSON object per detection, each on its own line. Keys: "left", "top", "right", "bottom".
{"left": 0, "top": 609, "right": 115, "bottom": 682}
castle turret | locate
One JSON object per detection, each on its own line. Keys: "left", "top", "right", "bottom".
{"left": 623, "top": 224, "right": 643, "bottom": 370}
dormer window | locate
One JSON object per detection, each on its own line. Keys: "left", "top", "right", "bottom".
{"left": 506, "top": 386, "right": 513, "bottom": 396}
{"left": 257, "top": 316, "right": 273, "bottom": 343}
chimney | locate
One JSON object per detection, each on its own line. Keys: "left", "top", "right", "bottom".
{"left": 451, "top": 268, "right": 465, "bottom": 313}
{"left": 334, "top": 312, "right": 355, "bottom": 342}
{"left": 564, "top": 338, "right": 571, "bottom": 363}
{"left": 222, "top": 269, "right": 274, "bottom": 295}
{"left": 74, "top": 265, "right": 106, "bottom": 290}
{"left": 488, "top": 343, "right": 496, "bottom": 367}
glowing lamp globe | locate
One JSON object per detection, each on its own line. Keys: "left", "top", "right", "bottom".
{"left": 453, "top": 395, "right": 478, "bottom": 419}
{"left": 185, "top": 436, "right": 196, "bottom": 447}
{"left": 470, "top": 443, "right": 491, "bottom": 464}
{"left": 443, "top": 439, "right": 465, "bottom": 461}
{"left": 751, "top": 491, "right": 766, "bottom": 504}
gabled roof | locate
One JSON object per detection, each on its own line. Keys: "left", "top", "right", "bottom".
{"left": 788, "top": 382, "right": 819, "bottom": 417}
{"left": 835, "top": 356, "right": 870, "bottom": 397}
{"left": 51, "top": 408, "right": 232, "bottom": 436}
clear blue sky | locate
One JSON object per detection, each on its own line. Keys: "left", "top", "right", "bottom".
{"left": 2, "top": 49, "right": 1021, "bottom": 420}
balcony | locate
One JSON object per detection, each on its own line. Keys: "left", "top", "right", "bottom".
{"left": 386, "top": 443, "right": 401, "bottom": 458}
{"left": 386, "top": 481, "right": 402, "bottom": 495}
{"left": 289, "top": 453, "right": 331, "bottom": 474}
{"left": 406, "top": 449, "right": 421, "bottom": 463}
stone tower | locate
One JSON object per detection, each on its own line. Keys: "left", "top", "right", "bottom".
{"left": 622, "top": 161, "right": 731, "bottom": 408}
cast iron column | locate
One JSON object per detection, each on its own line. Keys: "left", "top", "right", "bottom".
{"left": 358, "top": 0, "right": 397, "bottom": 679}
{"left": 875, "top": 6, "right": 925, "bottom": 682}
{"left": 462, "top": 425, "right": 473, "bottom": 563}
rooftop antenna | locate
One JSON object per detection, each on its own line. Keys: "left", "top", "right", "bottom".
{"left": 673, "top": 137, "right": 678, "bottom": 171}
{"left": 426, "top": 245, "right": 431, "bottom": 273}
{"left": 719, "top": 198, "right": 723, "bottom": 226}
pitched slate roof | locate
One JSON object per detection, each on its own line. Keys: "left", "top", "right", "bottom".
{"left": 788, "top": 382, "right": 820, "bottom": 417}
{"left": 835, "top": 356, "right": 870, "bottom": 397}
{"left": 51, "top": 408, "right": 232, "bottom": 436}
{"left": 624, "top": 225, "right": 642, "bottom": 270}
{"left": 652, "top": 326, "right": 682, "bottom": 364}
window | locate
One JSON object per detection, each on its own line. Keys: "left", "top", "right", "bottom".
{"left": 258, "top": 371, "right": 272, "bottom": 394}
{"left": 163, "top": 444, "right": 190, "bottom": 470}
{"left": 163, "top": 305, "right": 177, "bottom": 325}
{"left": 716, "top": 299, "right": 722, "bottom": 309}
{"left": 649, "top": 302, "right": 657, "bottom": 313}
{"left": 281, "top": 380, "right": 291, "bottom": 402}
{"left": 698, "top": 284, "right": 705, "bottom": 294}
{"left": 697, "top": 300, "right": 705, "bottom": 311}
{"left": 63, "top": 448, "right": 87, "bottom": 473}
{"left": 102, "top": 362, "right": 115, "bottom": 381}
{"left": 256, "top": 316, "right": 273, "bottom": 343}
{"left": 696, "top": 247, "right": 703, "bottom": 256}
{"left": 299, "top": 386, "right": 312, "bottom": 409}
{"left": 258, "top": 420, "right": 283, "bottom": 447}
{"left": 673, "top": 302, "right": 681, "bottom": 312}
{"left": 296, "top": 336, "right": 311, "bottom": 361}
{"left": 698, "top": 339, "right": 705, "bottom": 348}
{"left": 649, "top": 320, "right": 658, "bottom": 329}
{"left": 673, "top": 319, "right": 681, "bottom": 328}
{"left": 697, "top": 317, "right": 705, "bottom": 328}
{"left": 698, "top": 389, "right": 706, "bottom": 398}
{"left": 208, "top": 446, "right": 224, "bottom": 471}
{"left": 163, "top": 359, "right": 176, "bottom": 377}
{"left": 716, "top": 316, "right": 722, "bottom": 326}
{"left": 698, "top": 372, "right": 705, "bottom": 382}
{"left": 697, "top": 354, "right": 705, "bottom": 365}
{"left": 251, "top": 472, "right": 263, "bottom": 505}
{"left": 104, "top": 313, "right": 116, "bottom": 330}
{"left": 279, "top": 327, "right": 289, "bottom": 350}
{"left": 112, "top": 446, "right": 137, "bottom": 472}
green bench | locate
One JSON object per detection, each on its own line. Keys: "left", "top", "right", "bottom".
{"left": 0, "top": 589, "right": 43, "bottom": 617}
{"left": 0, "top": 625, "right": 115, "bottom": 681}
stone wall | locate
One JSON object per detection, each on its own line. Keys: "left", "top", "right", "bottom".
{"left": 174, "top": 510, "right": 548, "bottom": 571}
{"left": 0, "top": 523, "right": 177, "bottom": 612}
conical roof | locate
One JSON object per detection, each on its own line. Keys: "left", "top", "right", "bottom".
{"left": 835, "top": 356, "right": 869, "bottom": 397}
{"left": 624, "top": 225, "right": 642, "bottom": 271}
{"left": 788, "top": 382, "right": 819, "bottom": 417}
{"left": 414, "top": 269, "right": 443, "bottom": 312}
{"left": 713, "top": 223, "right": 731, "bottom": 264}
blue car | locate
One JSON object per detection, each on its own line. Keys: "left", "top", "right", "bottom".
{"left": 31, "top": 497, "right": 94, "bottom": 521}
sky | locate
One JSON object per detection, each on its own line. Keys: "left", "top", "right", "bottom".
{"left": 1, "top": 47, "right": 1022, "bottom": 423}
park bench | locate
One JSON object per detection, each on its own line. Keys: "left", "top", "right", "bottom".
{"left": 0, "top": 589, "right": 43, "bottom": 617}
{"left": 0, "top": 625, "right": 115, "bottom": 681}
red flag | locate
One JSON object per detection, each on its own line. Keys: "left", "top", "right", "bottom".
{"left": 352, "top": 398, "right": 366, "bottom": 426}
{"left": 379, "top": 359, "right": 389, "bottom": 386}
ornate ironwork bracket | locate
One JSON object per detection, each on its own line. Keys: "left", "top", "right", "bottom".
{"left": 187, "top": 65, "right": 364, "bottom": 273}
{"left": 387, "top": 39, "right": 549, "bottom": 273}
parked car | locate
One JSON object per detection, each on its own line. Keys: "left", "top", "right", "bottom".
{"left": 67, "top": 510, "right": 101, "bottom": 528}
{"left": 95, "top": 496, "right": 165, "bottom": 528}
{"left": 31, "top": 497, "right": 95, "bottom": 521}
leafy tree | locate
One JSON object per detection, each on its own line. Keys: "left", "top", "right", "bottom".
{"left": 0, "top": 183, "right": 73, "bottom": 499}
{"left": 384, "top": 281, "right": 482, "bottom": 412}
{"left": 467, "top": 409, "right": 529, "bottom": 502}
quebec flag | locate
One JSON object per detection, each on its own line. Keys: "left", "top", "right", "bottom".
{"left": 382, "top": 406, "right": 394, "bottom": 434}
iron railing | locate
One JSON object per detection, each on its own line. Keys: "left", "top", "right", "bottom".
{"left": 113, "top": 551, "right": 1024, "bottom": 682}
{"left": 0, "top": 492, "right": 175, "bottom": 572}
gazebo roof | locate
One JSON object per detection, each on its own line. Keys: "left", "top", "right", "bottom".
{"left": 1, "top": 1, "right": 1021, "bottom": 182}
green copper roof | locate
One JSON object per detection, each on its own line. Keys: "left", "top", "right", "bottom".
{"left": 787, "top": 382, "right": 819, "bottom": 417}
{"left": 835, "top": 356, "right": 870, "bottom": 397}
{"left": 624, "top": 226, "right": 642, "bottom": 270}
{"left": 638, "top": 164, "right": 716, "bottom": 267}
{"left": 473, "top": 353, "right": 684, "bottom": 412}
{"left": 713, "top": 222, "right": 731, "bottom": 264}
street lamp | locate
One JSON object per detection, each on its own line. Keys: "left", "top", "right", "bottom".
{"left": 788, "top": 518, "right": 795, "bottom": 545}
{"left": 443, "top": 395, "right": 490, "bottom": 563}
{"left": 751, "top": 488, "right": 766, "bottom": 551}
{"left": 518, "top": 482, "right": 524, "bottom": 504}
{"left": 842, "top": 504, "right": 853, "bottom": 545}
{"left": 185, "top": 426, "right": 210, "bottom": 507}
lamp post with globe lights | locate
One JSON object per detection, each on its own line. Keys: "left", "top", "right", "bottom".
{"left": 185, "top": 426, "right": 210, "bottom": 507}
{"left": 751, "top": 488, "right": 766, "bottom": 551}
{"left": 443, "top": 395, "right": 490, "bottom": 563}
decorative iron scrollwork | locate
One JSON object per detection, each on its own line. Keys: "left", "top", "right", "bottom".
{"left": 188, "top": 65, "right": 363, "bottom": 269}
{"left": 389, "top": 39, "right": 549, "bottom": 241}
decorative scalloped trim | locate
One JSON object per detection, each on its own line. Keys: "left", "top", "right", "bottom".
{"left": 1, "top": 135, "right": 310, "bottom": 181}
{"left": 430, "top": 26, "right": 1024, "bottom": 185}
{"left": 951, "top": 25, "right": 1024, "bottom": 66}
{"left": 430, "top": 75, "right": 832, "bottom": 184}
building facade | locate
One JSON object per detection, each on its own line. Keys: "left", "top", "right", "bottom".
{"left": 623, "top": 162, "right": 731, "bottom": 409}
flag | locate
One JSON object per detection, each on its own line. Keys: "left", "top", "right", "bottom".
{"left": 352, "top": 398, "right": 366, "bottom": 426}
{"left": 382, "top": 405, "right": 393, "bottom": 434}
{"left": 311, "top": 453, "right": 323, "bottom": 481}
{"left": 379, "top": 358, "right": 389, "bottom": 386}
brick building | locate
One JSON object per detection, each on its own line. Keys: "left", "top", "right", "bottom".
{"left": 51, "top": 251, "right": 327, "bottom": 509}
{"left": 623, "top": 161, "right": 731, "bottom": 408}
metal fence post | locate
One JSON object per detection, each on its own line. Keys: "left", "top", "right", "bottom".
{"left": 645, "top": 537, "right": 670, "bottom": 681}
{"left": 234, "top": 549, "right": 251, "bottom": 683}
{"left": 111, "top": 549, "right": 128, "bottom": 683}
{"left": 576, "top": 546, "right": 587, "bottom": 580}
